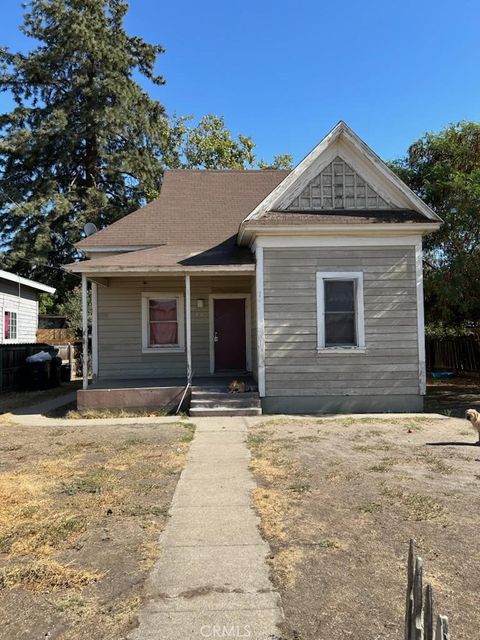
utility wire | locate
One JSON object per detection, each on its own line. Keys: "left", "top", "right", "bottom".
{"left": 0, "top": 255, "right": 82, "bottom": 280}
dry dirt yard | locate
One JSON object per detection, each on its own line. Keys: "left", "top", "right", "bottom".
{"left": 0, "top": 418, "right": 193, "bottom": 640}
{"left": 248, "top": 414, "right": 480, "bottom": 640}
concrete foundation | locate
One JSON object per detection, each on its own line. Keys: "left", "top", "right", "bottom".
{"left": 262, "top": 394, "right": 424, "bottom": 415}
{"left": 77, "top": 385, "right": 187, "bottom": 411}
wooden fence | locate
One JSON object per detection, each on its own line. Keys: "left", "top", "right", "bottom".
{"left": 36, "top": 328, "right": 76, "bottom": 343}
{"left": 426, "top": 335, "right": 480, "bottom": 375}
{"left": 405, "top": 539, "right": 450, "bottom": 640}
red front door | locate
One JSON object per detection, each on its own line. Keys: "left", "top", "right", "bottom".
{"left": 213, "top": 298, "right": 247, "bottom": 372}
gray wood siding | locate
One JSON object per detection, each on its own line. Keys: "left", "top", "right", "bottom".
{"left": 263, "top": 247, "right": 419, "bottom": 396}
{"left": 97, "top": 276, "right": 255, "bottom": 380}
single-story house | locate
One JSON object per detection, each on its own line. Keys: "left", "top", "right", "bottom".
{"left": 0, "top": 270, "right": 56, "bottom": 344}
{"left": 67, "top": 122, "right": 442, "bottom": 415}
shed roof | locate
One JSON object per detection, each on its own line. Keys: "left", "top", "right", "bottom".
{"left": 0, "top": 269, "right": 56, "bottom": 294}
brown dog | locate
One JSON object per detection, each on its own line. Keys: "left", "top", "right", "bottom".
{"left": 228, "top": 380, "right": 246, "bottom": 393}
{"left": 465, "top": 409, "right": 480, "bottom": 444}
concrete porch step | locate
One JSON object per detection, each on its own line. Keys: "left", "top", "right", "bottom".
{"left": 191, "top": 391, "right": 260, "bottom": 402}
{"left": 191, "top": 386, "right": 258, "bottom": 394}
{"left": 189, "top": 406, "right": 262, "bottom": 417}
{"left": 189, "top": 390, "right": 262, "bottom": 417}
{"left": 190, "top": 399, "right": 261, "bottom": 409}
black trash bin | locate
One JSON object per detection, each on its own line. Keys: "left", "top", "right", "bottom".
{"left": 26, "top": 349, "right": 62, "bottom": 390}
{"left": 61, "top": 364, "right": 71, "bottom": 383}
{"left": 50, "top": 356, "right": 62, "bottom": 388}
{"left": 26, "top": 360, "right": 51, "bottom": 390}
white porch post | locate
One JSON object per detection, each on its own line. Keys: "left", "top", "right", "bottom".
{"left": 415, "top": 239, "right": 426, "bottom": 396}
{"left": 185, "top": 273, "right": 192, "bottom": 385}
{"left": 255, "top": 244, "right": 266, "bottom": 397}
{"left": 81, "top": 273, "right": 89, "bottom": 390}
{"left": 91, "top": 282, "right": 98, "bottom": 381}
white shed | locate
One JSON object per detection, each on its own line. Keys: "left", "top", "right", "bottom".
{"left": 0, "top": 270, "right": 56, "bottom": 344}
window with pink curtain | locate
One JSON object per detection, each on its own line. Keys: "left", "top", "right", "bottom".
{"left": 149, "top": 299, "right": 178, "bottom": 346}
{"left": 4, "top": 311, "right": 17, "bottom": 340}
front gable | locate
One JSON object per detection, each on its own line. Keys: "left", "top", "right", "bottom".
{"left": 287, "top": 156, "right": 392, "bottom": 211}
{"left": 238, "top": 121, "right": 442, "bottom": 243}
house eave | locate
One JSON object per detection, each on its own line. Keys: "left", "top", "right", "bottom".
{"left": 240, "top": 222, "right": 441, "bottom": 247}
{"left": 66, "top": 263, "right": 256, "bottom": 276}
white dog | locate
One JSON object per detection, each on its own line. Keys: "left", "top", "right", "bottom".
{"left": 465, "top": 409, "right": 480, "bottom": 444}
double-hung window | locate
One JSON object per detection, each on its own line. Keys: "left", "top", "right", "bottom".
{"left": 4, "top": 311, "right": 18, "bottom": 341}
{"left": 142, "top": 293, "right": 185, "bottom": 352}
{"left": 316, "top": 272, "right": 365, "bottom": 351}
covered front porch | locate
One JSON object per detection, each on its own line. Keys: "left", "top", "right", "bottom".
{"left": 78, "top": 269, "right": 259, "bottom": 411}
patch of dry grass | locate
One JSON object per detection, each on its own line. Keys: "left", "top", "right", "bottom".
{"left": 0, "top": 560, "right": 101, "bottom": 592}
{"left": 0, "top": 470, "right": 86, "bottom": 556}
{"left": 418, "top": 453, "right": 454, "bottom": 475}
{"left": 380, "top": 484, "right": 446, "bottom": 521}
{"left": 269, "top": 547, "right": 304, "bottom": 588}
{"left": 0, "top": 420, "right": 192, "bottom": 638}
{"left": 368, "top": 457, "right": 402, "bottom": 473}
{"left": 248, "top": 426, "right": 314, "bottom": 592}
{"left": 252, "top": 487, "right": 290, "bottom": 540}
{"left": 353, "top": 440, "right": 396, "bottom": 453}
{"left": 325, "top": 467, "right": 362, "bottom": 482}
{"left": 54, "top": 406, "right": 168, "bottom": 419}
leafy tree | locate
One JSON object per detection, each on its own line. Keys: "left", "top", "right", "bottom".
{"left": 258, "top": 153, "right": 293, "bottom": 170}
{"left": 57, "top": 285, "right": 91, "bottom": 335}
{"left": 390, "top": 122, "right": 480, "bottom": 330}
{"left": 0, "top": 0, "right": 170, "bottom": 300}
{"left": 175, "top": 115, "right": 256, "bottom": 169}
{"left": 167, "top": 115, "right": 292, "bottom": 170}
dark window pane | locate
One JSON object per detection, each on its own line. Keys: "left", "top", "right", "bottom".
{"left": 324, "top": 280, "right": 354, "bottom": 312}
{"left": 325, "top": 312, "right": 356, "bottom": 346}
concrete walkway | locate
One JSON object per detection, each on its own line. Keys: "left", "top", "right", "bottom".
{"left": 128, "top": 417, "right": 283, "bottom": 640}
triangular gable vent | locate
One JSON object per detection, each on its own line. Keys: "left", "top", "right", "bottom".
{"left": 286, "top": 156, "right": 392, "bottom": 211}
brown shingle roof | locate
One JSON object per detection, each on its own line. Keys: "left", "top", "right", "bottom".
{"left": 68, "top": 242, "right": 255, "bottom": 272}
{"left": 76, "top": 169, "right": 290, "bottom": 250}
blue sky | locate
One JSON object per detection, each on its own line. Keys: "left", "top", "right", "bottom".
{"left": 0, "top": 0, "right": 479, "bottom": 164}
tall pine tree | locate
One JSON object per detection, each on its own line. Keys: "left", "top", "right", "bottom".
{"left": 0, "top": 0, "right": 171, "bottom": 299}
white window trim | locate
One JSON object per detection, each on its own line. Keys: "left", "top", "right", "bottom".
{"left": 3, "top": 308, "right": 18, "bottom": 343}
{"left": 141, "top": 292, "right": 185, "bottom": 354}
{"left": 316, "top": 272, "right": 365, "bottom": 353}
